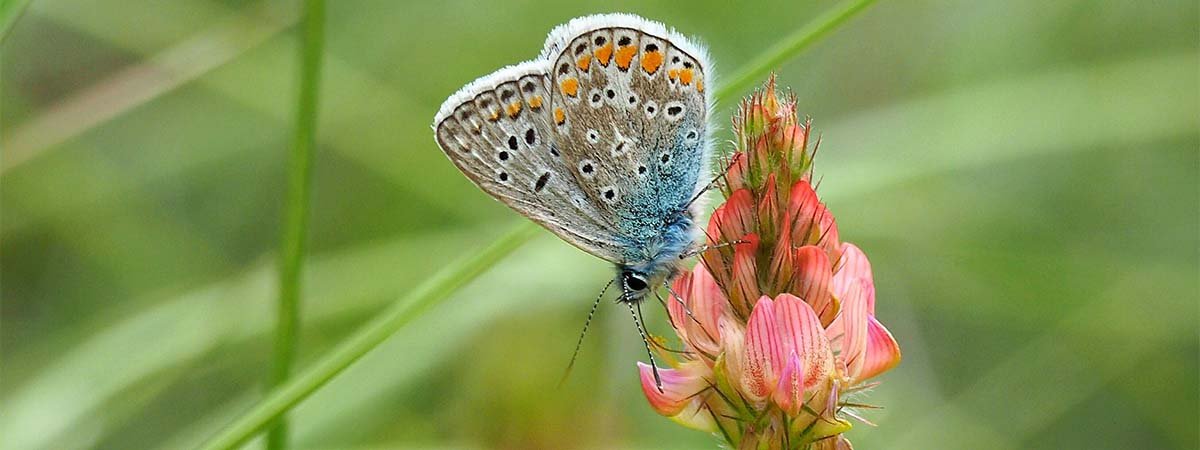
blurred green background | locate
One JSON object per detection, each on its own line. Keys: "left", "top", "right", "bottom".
{"left": 3, "top": 0, "right": 1197, "bottom": 449}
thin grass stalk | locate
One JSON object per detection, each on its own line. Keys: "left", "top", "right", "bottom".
{"left": 266, "top": 0, "right": 325, "bottom": 449}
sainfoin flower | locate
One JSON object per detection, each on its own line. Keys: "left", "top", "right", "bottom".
{"left": 638, "top": 78, "right": 901, "bottom": 449}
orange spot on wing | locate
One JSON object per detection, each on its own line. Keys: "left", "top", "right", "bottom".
{"left": 528, "top": 95, "right": 543, "bottom": 109}
{"left": 506, "top": 101, "right": 522, "bottom": 118}
{"left": 560, "top": 77, "right": 579, "bottom": 97}
{"left": 594, "top": 43, "right": 613, "bottom": 66}
{"left": 615, "top": 45, "right": 637, "bottom": 70}
{"left": 554, "top": 108, "right": 565, "bottom": 125}
{"left": 679, "top": 68, "right": 694, "bottom": 85}
{"left": 696, "top": 78, "right": 704, "bottom": 93}
{"left": 488, "top": 109, "right": 500, "bottom": 121}
{"left": 577, "top": 54, "right": 592, "bottom": 72}
{"left": 668, "top": 68, "right": 680, "bottom": 80}
{"left": 640, "top": 50, "right": 663, "bottom": 74}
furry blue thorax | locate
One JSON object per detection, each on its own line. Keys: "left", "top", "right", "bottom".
{"left": 615, "top": 210, "right": 696, "bottom": 303}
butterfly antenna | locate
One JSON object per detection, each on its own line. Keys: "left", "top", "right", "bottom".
{"left": 558, "top": 278, "right": 614, "bottom": 388}
{"left": 628, "top": 299, "right": 664, "bottom": 392}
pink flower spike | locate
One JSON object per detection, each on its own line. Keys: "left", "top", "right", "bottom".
{"left": 773, "top": 351, "right": 805, "bottom": 415}
{"left": 774, "top": 294, "right": 835, "bottom": 391}
{"left": 857, "top": 316, "right": 902, "bottom": 381}
{"left": 742, "top": 296, "right": 782, "bottom": 402}
{"left": 637, "top": 361, "right": 708, "bottom": 417}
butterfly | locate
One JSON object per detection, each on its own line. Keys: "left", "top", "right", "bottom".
{"left": 433, "top": 13, "right": 713, "bottom": 307}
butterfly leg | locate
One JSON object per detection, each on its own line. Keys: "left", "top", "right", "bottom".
{"left": 656, "top": 284, "right": 702, "bottom": 330}
{"left": 662, "top": 282, "right": 718, "bottom": 344}
{"left": 678, "top": 239, "right": 749, "bottom": 259}
{"left": 678, "top": 155, "right": 741, "bottom": 212}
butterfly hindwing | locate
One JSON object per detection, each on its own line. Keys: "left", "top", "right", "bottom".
{"left": 434, "top": 61, "right": 626, "bottom": 261}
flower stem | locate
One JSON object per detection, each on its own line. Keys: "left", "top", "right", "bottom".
{"left": 714, "top": 0, "right": 878, "bottom": 106}
{"left": 267, "top": 0, "right": 325, "bottom": 449}
{"left": 198, "top": 223, "right": 540, "bottom": 450}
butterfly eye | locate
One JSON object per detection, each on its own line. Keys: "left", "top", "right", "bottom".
{"left": 625, "top": 273, "right": 648, "bottom": 291}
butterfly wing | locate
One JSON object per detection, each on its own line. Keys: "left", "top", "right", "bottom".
{"left": 543, "top": 14, "right": 712, "bottom": 262}
{"left": 433, "top": 61, "right": 626, "bottom": 261}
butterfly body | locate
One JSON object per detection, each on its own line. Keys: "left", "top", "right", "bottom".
{"left": 434, "top": 14, "right": 711, "bottom": 302}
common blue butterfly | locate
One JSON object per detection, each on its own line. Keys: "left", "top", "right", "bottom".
{"left": 433, "top": 14, "right": 712, "bottom": 306}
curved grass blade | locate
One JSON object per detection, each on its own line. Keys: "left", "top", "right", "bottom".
{"left": 0, "top": 0, "right": 32, "bottom": 42}
{"left": 714, "top": 0, "right": 878, "bottom": 106}
{"left": 197, "top": 222, "right": 540, "bottom": 450}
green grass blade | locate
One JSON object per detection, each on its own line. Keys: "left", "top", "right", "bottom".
{"left": 197, "top": 223, "right": 540, "bottom": 450}
{"left": 195, "top": 5, "right": 877, "bottom": 448}
{"left": 713, "top": 0, "right": 878, "bottom": 106}
{"left": 267, "top": 0, "right": 325, "bottom": 449}
{"left": 0, "top": 0, "right": 32, "bottom": 42}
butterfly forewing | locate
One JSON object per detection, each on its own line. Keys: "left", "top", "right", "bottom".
{"left": 434, "top": 62, "right": 625, "bottom": 260}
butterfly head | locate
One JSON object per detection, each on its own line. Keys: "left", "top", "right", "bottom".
{"left": 617, "top": 269, "right": 655, "bottom": 303}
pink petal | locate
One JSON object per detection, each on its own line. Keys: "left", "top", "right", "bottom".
{"left": 741, "top": 296, "right": 782, "bottom": 401}
{"left": 706, "top": 188, "right": 755, "bottom": 246}
{"left": 666, "top": 270, "right": 694, "bottom": 336}
{"left": 828, "top": 281, "right": 868, "bottom": 380}
{"left": 718, "top": 315, "right": 745, "bottom": 387}
{"left": 668, "top": 265, "right": 726, "bottom": 355}
{"left": 774, "top": 293, "right": 835, "bottom": 391}
{"left": 832, "top": 243, "right": 875, "bottom": 314}
{"left": 637, "top": 361, "right": 709, "bottom": 416}
{"left": 731, "top": 235, "right": 761, "bottom": 312}
{"left": 785, "top": 181, "right": 839, "bottom": 251}
{"left": 688, "top": 264, "right": 726, "bottom": 349}
{"left": 725, "top": 152, "right": 749, "bottom": 193}
{"left": 793, "top": 246, "right": 835, "bottom": 326}
{"left": 665, "top": 395, "right": 717, "bottom": 432}
{"left": 817, "top": 209, "right": 842, "bottom": 261}
{"left": 772, "top": 351, "right": 805, "bottom": 415}
{"left": 700, "top": 189, "right": 756, "bottom": 288}
{"left": 856, "top": 316, "right": 902, "bottom": 381}
{"left": 767, "top": 231, "right": 796, "bottom": 293}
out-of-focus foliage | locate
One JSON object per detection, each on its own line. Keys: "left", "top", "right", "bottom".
{"left": 2, "top": 1, "right": 1196, "bottom": 449}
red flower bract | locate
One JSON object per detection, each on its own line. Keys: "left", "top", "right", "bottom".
{"left": 637, "top": 78, "right": 901, "bottom": 449}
